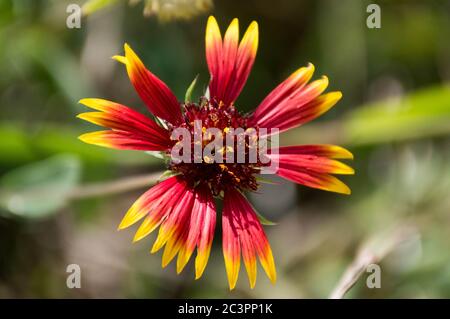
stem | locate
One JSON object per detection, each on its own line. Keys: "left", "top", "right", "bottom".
{"left": 67, "top": 171, "right": 164, "bottom": 200}
{"left": 329, "top": 225, "right": 418, "bottom": 299}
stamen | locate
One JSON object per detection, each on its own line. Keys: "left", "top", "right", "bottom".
{"left": 168, "top": 98, "right": 266, "bottom": 196}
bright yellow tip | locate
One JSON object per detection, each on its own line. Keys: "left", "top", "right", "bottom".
{"left": 244, "top": 259, "right": 257, "bottom": 289}
{"left": 317, "top": 75, "right": 329, "bottom": 91}
{"left": 151, "top": 227, "right": 171, "bottom": 253}
{"left": 207, "top": 15, "right": 219, "bottom": 30}
{"left": 224, "top": 255, "right": 240, "bottom": 291}
{"left": 161, "top": 238, "right": 183, "bottom": 268}
{"left": 123, "top": 43, "right": 141, "bottom": 65}
{"left": 326, "top": 178, "right": 351, "bottom": 195}
{"left": 118, "top": 204, "right": 148, "bottom": 230}
{"left": 124, "top": 43, "right": 134, "bottom": 60}
{"left": 225, "top": 18, "right": 239, "bottom": 38}
{"left": 78, "top": 98, "right": 115, "bottom": 112}
{"left": 316, "top": 91, "right": 342, "bottom": 115}
{"left": 332, "top": 161, "right": 355, "bottom": 175}
{"left": 78, "top": 131, "right": 110, "bottom": 147}
{"left": 228, "top": 18, "right": 239, "bottom": 28}
{"left": 176, "top": 246, "right": 194, "bottom": 274}
{"left": 112, "top": 55, "right": 127, "bottom": 65}
{"left": 332, "top": 91, "right": 343, "bottom": 100}
{"left": 341, "top": 149, "right": 354, "bottom": 160}
{"left": 206, "top": 15, "right": 222, "bottom": 46}
{"left": 259, "top": 248, "right": 277, "bottom": 285}
{"left": 339, "top": 184, "right": 351, "bottom": 195}
{"left": 239, "top": 20, "right": 259, "bottom": 57}
{"left": 329, "top": 146, "right": 353, "bottom": 160}
{"left": 132, "top": 215, "right": 158, "bottom": 243}
{"left": 76, "top": 112, "right": 103, "bottom": 125}
{"left": 79, "top": 98, "right": 104, "bottom": 108}
{"left": 291, "top": 63, "right": 315, "bottom": 85}
{"left": 195, "top": 245, "right": 212, "bottom": 280}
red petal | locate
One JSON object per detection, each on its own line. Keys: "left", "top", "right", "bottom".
{"left": 269, "top": 145, "right": 354, "bottom": 194}
{"left": 223, "top": 189, "right": 276, "bottom": 290}
{"left": 78, "top": 130, "right": 170, "bottom": 151}
{"left": 250, "top": 65, "right": 342, "bottom": 134}
{"left": 121, "top": 44, "right": 182, "bottom": 125}
{"left": 78, "top": 98, "right": 172, "bottom": 151}
{"left": 206, "top": 16, "right": 258, "bottom": 105}
{"left": 118, "top": 176, "right": 186, "bottom": 230}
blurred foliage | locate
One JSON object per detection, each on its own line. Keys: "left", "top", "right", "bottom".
{"left": 0, "top": 155, "right": 81, "bottom": 218}
{"left": 0, "top": 0, "right": 450, "bottom": 299}
{"left": 82, "top": 0, "right": 213, "bottom": 21}
{"left": 283, "top": 85, "right": 450, "bottom": 146}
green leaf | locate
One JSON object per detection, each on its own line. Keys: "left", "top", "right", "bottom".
{"left": 145, "top": 151, "right": 166, "bottom": 160}
{"left": 82, "top": 0, "right": 119, "bottom": 15}
{"left": 345, "top": 85, "right": 450, "bottom": 146}
{"left": 282, "top": 85, "right": 450, "bottom": 147}
{"left": 255, "top": 210, "right": 277, "bottom": 226}
{"left": 0, "top": 154, "right": 81, "bottom": 218}
{"left": 158, "top": 170, "right": 181, "bottom": 182}
{"left": 0, "top": 122, "right": 162, "bottom": 166}
{"left": 255, "top": 176, "right": 278, "bottom": 185}
{"left": 185, "top": 75, "right": 199, "bottom": 103}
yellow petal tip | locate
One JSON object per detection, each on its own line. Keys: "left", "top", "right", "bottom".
{"left": 112, "top": 55, "right": 127, "bottom": 64}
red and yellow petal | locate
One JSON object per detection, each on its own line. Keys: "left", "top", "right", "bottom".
{"left": 151, "top": 188, "right": 195, "bottom": 254}
{"left": 251, "top": 63, "right": 315, "bottom": 121}
{"left": 194, "top": 196, "right": 216, "bottom": 279}
{"left": 269, "top": 145, "right": 354, "bottom": 194}
{"left": 177, "top": 186, "right": 216, "bottom": 276}
{"left": 78, "top": 98, "right": 172, "bottom": 151}
{"left": 117, "top": 44, "right": 182, "bottom": 125}
{"left": 205, "top": 16, "right": 222, "bottom": 98}
{"left": 277, "top": 168, "right": 351, "bottom": 194}
{"left": 118, "top": 176, "right": 185, "bottom": 230}
{"left": 276, "top": 156, "right": 354, "bottom": 175}
{"left": 216, "top": 18, "right": 239, "bottom": 101}
{"left": 228, "top": 21, "right": 259, "bottom": 104}
{"left": 78, "top": 130, "right": 168, "bottom": 151}
{"left": 206, "top": 16, "right": 258, "bottom": 105}
{"left": 126, "top": 183, "right": 217, "bottom": 279}
{"left": 222, "top": 211, "right": 241, "bottom": 290}
{"left": 240, "top": 230, "right": 257, "bottom": 288}
{"left": 277, "top": 144, "right": 354, "bottom": 159}
{"left": 251, "top": 62, "right": 342, "bottom": 134}
{"left": 78, "top": 98, "right": 169, "bottom": 137}
{"left": 223, "top": 189, "right": 276, "bottom": 290}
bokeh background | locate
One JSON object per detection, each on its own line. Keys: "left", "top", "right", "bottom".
{"left": 1, "top": 0, "right": 450, "bottom": 298}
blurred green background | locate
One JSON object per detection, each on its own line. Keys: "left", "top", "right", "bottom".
{"left": 1, "top": 0, "right": 450, "bottom": 298}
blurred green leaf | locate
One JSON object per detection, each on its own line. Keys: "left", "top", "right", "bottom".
{"left": 0, "top": 154, "right": 81, "bottom": 218}
{"left": 283, "top": 85, "right": 450, "bottom": 147}
{"left": 145, "top": 151, "right": 166, "bottom": 159}
{"left": 346, "top": 85, "right": 450, "bottom": 145}
{"left": 157, "top": 169, "right": 180, "bottom": 182}
{"left": 0, "top": 122, "right": 161, "bottom": 166}
{"left": 255, "top": 210, "right": 277, "bottom": 226}
{"left": 185, "top": 75, "right": 199, "bottom": 103}
{"left": 255, "top": 175, "right": 279, "bottom": 185}
{"left": 82, "top": 0, "right": 119, "bottom": 15}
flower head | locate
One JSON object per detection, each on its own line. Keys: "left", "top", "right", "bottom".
{"left": 78, "top": 16, "right": 353, "bottom": 290}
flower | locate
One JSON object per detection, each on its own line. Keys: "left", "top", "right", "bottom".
{"left": 78, "top": 16, "right": 354, "bottom": 290}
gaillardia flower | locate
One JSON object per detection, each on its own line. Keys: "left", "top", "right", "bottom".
{"left": 78, "top": 16, "right": 354, "bottom": 290}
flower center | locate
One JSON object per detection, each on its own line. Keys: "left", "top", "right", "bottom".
{"left": 167, "top": 98, "right": 265, "bottom": 197}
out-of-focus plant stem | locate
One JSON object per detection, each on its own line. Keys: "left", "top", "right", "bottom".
{"left": 329, "top": 225, "right": 420, "bottom": 299}
{"left": 68, "top": 171, "right": 164, "bottom": 200}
